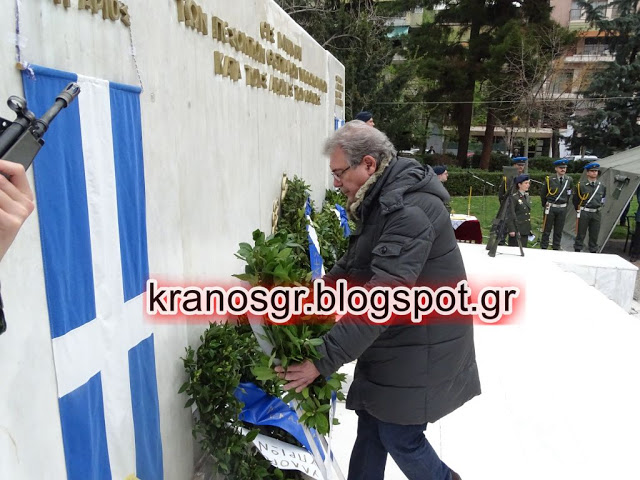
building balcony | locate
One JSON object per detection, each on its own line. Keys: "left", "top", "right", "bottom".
{"left": 468, "top": 125, "right": 555, "bottom": 139}
{"left": 564, "top": 53, "right": 615, "bottom": 63}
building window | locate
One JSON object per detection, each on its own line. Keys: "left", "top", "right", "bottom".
{"left": 571, "top": 0, "right": 611, "bottom": 20}
{"left": 550, "top": 71, "right": 574, "bottom": 95}
{"left": 570, "top": 1, "right": 583, "bottom": 20}
{"left": 583, "top": 37, "right": 610, "bottom": 56}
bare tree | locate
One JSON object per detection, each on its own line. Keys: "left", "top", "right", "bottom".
{"left": 484, "top": 24, "right": 580, "bottom": 160}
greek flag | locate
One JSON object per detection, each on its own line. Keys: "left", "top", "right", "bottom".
{"left": 305, "top": 198, "right": 324, "bottom": 280}
{"left": 23, "top": 65, "right": 163, "bottom": 480}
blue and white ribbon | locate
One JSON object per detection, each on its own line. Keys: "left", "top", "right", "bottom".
{"left": 334, "top": 204, "right": 350, "bottom": 237}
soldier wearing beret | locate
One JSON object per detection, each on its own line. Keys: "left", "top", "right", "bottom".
{"left": 496, "top": 157, "right": 528, "bottom": 245}
{"left": 499, "top": 157, "right": 528, "bottom": 202}
{"left": 433, "top": 165, "right": 448, "bottom": 182}
{"left": 541, "top": 158, "right": 573, "bottom": 250}
{"left": 507, "top": 174, "right": 532, "bottom": 247}
{"left": 433, "top": 165, "right": 451, "bottom": 212}
{"left": 354, "top": 111, "right": 375, "bottom": 127}
{"left": 573, "top": 162, "right": 606, "bottom": 253}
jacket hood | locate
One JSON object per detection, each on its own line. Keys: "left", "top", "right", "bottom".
{"left": 360, "top": 156, "right": 450, "bottom": 218}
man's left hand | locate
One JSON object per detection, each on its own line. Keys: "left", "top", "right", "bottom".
{"left": 275, "top": 360, "right": 320, "bottom": 393}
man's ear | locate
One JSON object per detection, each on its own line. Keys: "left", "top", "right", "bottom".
{"left": 362, "top": 155, "right": 377, "bottom": 174}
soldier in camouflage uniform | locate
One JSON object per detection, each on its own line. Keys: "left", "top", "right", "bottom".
{"left": 573, "top": 162, "right": 606, "bottom": 253}
{"left": 541, "top": 158, "right": 573, "bottom": 250}
{"left": 507, "top": 174, "right": 532, "bottom": 248}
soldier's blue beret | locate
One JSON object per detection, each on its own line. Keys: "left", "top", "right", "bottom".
{"left": 512, "top": 156, "right": 528, "bottom": 164}
{"left": 584, "top": 162, "right": 600, "bottom": 170}
{"left": 354, "top": 111, "right": 373, "bottom": 122}
{"left": 514, "top": 174, "right": 530, "bottom": 184}
{"left": 433, "top": 165, "right": 447, "bottom": 175}
{"left": 553, "top": 159, "right": 569, "bottom": 166}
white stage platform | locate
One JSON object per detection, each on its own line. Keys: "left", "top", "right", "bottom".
{"left": 484, "top": 244, "right": 638, "bottom": 312}
{"left": 330, "top": 243, "right": 640, "bottom": 479}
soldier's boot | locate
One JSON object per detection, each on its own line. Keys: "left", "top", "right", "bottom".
{"left": 540, "top": 236, "right": 549, "bottom": 250}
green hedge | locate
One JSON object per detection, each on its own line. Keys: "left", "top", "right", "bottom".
{"left": 528, "top": 156, "right": 590, "bottom": 174}
{"left": 469, "top": 153, "right": 511, "bottom": 171}
{"left": 418, "top": 152, "right": 511, "bottom": 171}
{"left": 418, "top": 153, "right": 592, "bottom": 175}
{"left": 445, "top": 170, "right": 582, "bottom": 197}
{"left": 415, "top": 152, "right": 456, "bottom": 166}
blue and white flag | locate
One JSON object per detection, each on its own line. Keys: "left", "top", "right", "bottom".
{"left": 23, "top": 65, "right": 163, "bottom": 480}
{"left": 305, "top": 198, "right": 324, "bottom": 280}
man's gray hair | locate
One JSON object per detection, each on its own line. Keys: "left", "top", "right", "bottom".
{"left": 323, "top": 120, "right": 396, "bottom": 170}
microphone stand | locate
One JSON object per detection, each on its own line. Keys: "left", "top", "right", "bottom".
{"left": 467, "top": 171, "right": 495, "bottom": 225}
{"left": 468, "top": 172, "right": 495, "bottom": 188}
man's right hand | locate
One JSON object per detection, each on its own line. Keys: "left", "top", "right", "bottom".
{"left": 275, "top": 360, "right": 321, "bottom": 393}
{"left": 0, "top": 160, "right": 35, "bottom": 261}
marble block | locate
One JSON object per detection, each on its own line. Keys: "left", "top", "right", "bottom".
{"left": 458, "top": 244, "right": 638, "bottom": 311}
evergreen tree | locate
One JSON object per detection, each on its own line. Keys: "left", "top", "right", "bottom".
{"left": 275, "top": 1, "right": 435, "bottom": 150}
{"left": 393, "top": 0, "right": 556, "bottom": 166}
{"left": 275, "top": 1, "right": 394, "bottom": 116}
{"left": 571, "top": 0, "right": 640, "bottom": 157}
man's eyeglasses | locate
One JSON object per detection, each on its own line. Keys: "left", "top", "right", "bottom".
{"left": 331, "top": 166, "right": 351, "bottom": 180}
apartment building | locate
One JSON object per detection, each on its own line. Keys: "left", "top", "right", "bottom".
{"left": 551, "top": 0, "right": 616, "bottom": 156}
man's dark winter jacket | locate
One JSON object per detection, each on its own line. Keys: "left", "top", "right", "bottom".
{"left": 314, "top": 156, "right": 481, "bottom": 425}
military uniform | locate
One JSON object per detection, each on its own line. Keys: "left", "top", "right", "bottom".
{"left": 506, "top": 190, "right": 531, "bottom": 247}
{"left": 541, "top": 174, "right": 573, "bottom": 249}
{"left": 573, "top": 179, "right": 606, "bottom": 253}
{"left": 497, "top": 159, "right": 527, "bottom": 245}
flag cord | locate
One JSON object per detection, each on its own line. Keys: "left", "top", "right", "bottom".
{"left": 127, "top": 23, "right": 144, "bottom": 92}
{"left": 14, "top": 0, "right": 23, "bottom": 68}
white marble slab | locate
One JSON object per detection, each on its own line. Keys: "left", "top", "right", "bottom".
{"left": 463, "top": 244, "right": 638, "bottom": 311}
